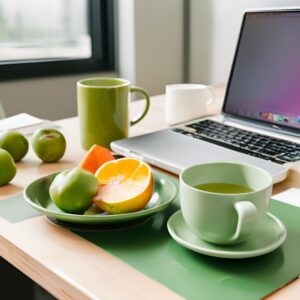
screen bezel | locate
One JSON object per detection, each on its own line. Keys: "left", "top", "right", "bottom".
{"left": 222, "top": 8, "right": 300, "bottom": 137}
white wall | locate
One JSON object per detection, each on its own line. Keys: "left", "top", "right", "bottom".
{"left": 189, "top": 0, "right": 300, "bottom": 85}
{"left": 0, "top": 72, "right": 114, "bottom": 120}
{"left": 118, "top": 0, "right": 184, "bottom": 96}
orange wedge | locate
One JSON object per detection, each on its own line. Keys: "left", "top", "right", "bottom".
{"left": 93, "top": 158, "right": 153, "bottom": 214}
{"left": 78, "top": 145, "right": 114, "bottom": 174}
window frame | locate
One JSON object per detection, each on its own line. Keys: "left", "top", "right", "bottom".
{"left": 0, "top": 0, "right": 114, "bottom": 81}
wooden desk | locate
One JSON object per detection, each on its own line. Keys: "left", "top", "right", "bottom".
{"left": 1, "top": 90, "right": 300, "bottom": 299}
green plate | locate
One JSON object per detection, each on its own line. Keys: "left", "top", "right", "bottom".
{"left": 167, "top": 210, "right": 287, "bottom": 259}
{"left": 24, "top": 170, "right": 177, "bottom": 224}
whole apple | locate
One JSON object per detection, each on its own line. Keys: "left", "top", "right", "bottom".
{"left": 49, "top": 168, "right": 99, "bottom": 214}
{"left": 32, "top": 128, "right": 66, "bottom": 163}
{"left": 0, "top": 131, "right": 29, "bottom": 162}
{"left": 0, "top": 149, "right": 16, "bottom": 186}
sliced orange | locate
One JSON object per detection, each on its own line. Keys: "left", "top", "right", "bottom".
{"left": 78, "top": 144, "right": 114, "bottom": 174}
{"left": 93, "top": 158, "right": 153, "bottom": 214}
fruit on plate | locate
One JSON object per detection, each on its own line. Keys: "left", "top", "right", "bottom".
{"left": 0, "top": 149, "right": 16, "bottom": 186}
{"left": 32, "top": 128, "right": 66, "bottom": 162}
{"left": 78, "top": 144, "right": 114, "bottom": 174}
{"left": 49, "top": 168, "right": 98, "bottom": 214}
{"left": 93, "top": 158, "right": 153, "bottom": 214}
{"left": 0, "top": 131, "right": 29, "bottom": 161}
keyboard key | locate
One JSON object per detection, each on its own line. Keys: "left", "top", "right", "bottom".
{"left": 258, "top": 149, "right": 278, "bottom": 156}
{"left": 276, "top": 155, "right": 295, "bottom": 162}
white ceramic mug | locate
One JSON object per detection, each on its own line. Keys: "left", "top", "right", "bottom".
{"left": 165, "top": 84, "right": 215, "bottom": 125}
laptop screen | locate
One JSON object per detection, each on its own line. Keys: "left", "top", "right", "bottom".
{"left": 223, "top": 10, "right": 300, "bottom": 131}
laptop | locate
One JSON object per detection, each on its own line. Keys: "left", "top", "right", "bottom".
{"left": 111, "top": 9, "right": 300, "bottom": 183}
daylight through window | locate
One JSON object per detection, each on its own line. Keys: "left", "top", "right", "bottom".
{"left": 0, "top": 0, "right": 114, "bottom": 79}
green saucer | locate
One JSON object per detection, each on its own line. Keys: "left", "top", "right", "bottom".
{"left": 24, "top": 170, "right": 177, "bottom": 224}
{"left": 167, "top": 210, "right": 287, "bottom": 259}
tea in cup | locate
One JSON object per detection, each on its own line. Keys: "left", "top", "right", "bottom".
{"left": 180, "top": 162, "right": 272, "bottom": 245}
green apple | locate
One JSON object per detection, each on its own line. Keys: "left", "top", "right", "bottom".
{"left": 49, "top": 168, "right": 98, "bottom": 214}
{"left": 32, "top": 128, "right": 66, "bottom": 163}
{"left": 0, "top": 149, "right": 16, "bottom": 186}
{"left": 0, "top": 131, "right": 29, "bottom": 161}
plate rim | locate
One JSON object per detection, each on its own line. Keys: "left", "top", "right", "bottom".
{"left": 167, "top": 210, "right": 287, "bottom": 259}
{"left": 24, "top": 170, "right": 177, "bottom": 222}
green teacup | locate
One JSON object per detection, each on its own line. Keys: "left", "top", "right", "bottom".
{"left": 180, "top": 162, "right": 272, "bottom": 245}
{"left": 77, "top": 78, "right": 150, "bottom": 150}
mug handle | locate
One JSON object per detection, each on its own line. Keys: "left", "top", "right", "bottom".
{"left": 205, "top": 85, "right": 216, "bottom": 110}
{"left": 129, "top": 86, "right": 150, "bottom": 126}
{"left": 230, "top": 201, "right": 259, "bottom": 242}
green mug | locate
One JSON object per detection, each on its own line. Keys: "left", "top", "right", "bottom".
{"left": 180, "top": 162, "right": 272, "bottom": 245}
{"left": 77, "top": 78, "right": 150, "bottom": 150}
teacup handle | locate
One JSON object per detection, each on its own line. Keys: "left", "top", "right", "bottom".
{"left": 129, "top": 86, "right": 150, "bottom": 126}
{"left": 231, "top": 201, "right": 259, "bottom": 242}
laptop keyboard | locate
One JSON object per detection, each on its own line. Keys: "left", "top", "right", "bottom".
{"left": 172, "top": 120, "right": 300, "bottom": 164}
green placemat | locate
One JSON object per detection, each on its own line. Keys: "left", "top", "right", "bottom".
{"left": 75, "top": 176, "right": 300, "bottom": 300}
{"left": 3, "top": 177, "right": 300, "bottom": 299}
{"left": 0, "top": 193, "right": 41, "bottom": 223}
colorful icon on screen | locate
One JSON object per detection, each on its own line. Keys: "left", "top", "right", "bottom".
{"left": 289, "top": 117, "right": 296, "bottom": 124}
{"left": 268, "top": 113, "right": 273, "bottom": 120}
{"left": 279, "top": 115, "right": 284, "bottom": 122}
{"left": 273, "top": 114, "right": 279, "bottom": 122}
{"left": 263, "top": 112, "right": 269, "bottom": 119}
{"left": 284, "top": 116, "right": 289, "bottom": 122}
{"left": 297, "top": 117, "right": 300, "bottom": 123}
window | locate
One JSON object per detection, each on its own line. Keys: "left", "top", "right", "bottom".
{"left": 0, "top": 0, "right": 114, "bottom": 80}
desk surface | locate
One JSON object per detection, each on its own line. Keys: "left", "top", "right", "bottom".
{"left": 1, "top": 89, "right": 300, "bottom": 299}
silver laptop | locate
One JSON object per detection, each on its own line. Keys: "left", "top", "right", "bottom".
{"left": 112, "top": 9, "right": 300, "bottom": 183}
